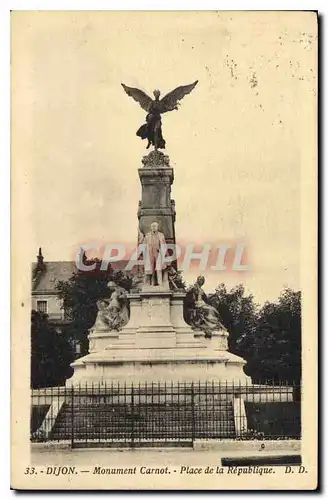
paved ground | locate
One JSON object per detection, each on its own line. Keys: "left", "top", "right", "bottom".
{"left": 32, "top": 447, "right": 298, "bottom": 467}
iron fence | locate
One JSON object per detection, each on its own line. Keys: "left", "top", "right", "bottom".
{"left": 31, "top": 380, "right": 301, "bottom": 448}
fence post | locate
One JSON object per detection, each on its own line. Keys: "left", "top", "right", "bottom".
{"left": 131, "top": 383, "right": 134, "bottom": 448}
{"left": 191, "top": 382, "right": 195, "bottom": 443}
{"left": 70, "top": 386, "right": 74, "bottom": 449}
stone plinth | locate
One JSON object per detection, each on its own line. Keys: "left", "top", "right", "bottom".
{"left": 68, "top": 353, "right": 250, "bottom": 386}
{"left": 67, "top": 287, "right": 250, "bottom": 387}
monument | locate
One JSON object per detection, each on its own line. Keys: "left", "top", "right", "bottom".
{"left": 67, "top": 82, "right": 250, "bottom": 386}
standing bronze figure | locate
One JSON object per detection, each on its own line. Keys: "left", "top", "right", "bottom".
{"left": 121, "top": 81, "right": 198, "bottom": 150}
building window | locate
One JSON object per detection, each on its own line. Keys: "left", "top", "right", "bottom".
{"left": 36, "top": 300, "right": 48, "bottom": 314}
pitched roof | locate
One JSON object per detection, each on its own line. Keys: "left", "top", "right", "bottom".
{"left": 32, "top": 261, "right": 77, "bottom": 292}
{"left": 32, "top": 260, "right": 139, "bottom": 293}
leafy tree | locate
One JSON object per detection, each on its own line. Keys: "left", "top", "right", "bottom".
{"left": 245, "top": 288, "right": 301, "bottom": 384}
{"left": 31, "top": 310, "right": 74, "bottom": 388}
{"left": 208, "top": 283, "right": 259, "bottom": 358}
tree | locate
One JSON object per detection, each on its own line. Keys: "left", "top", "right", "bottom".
{"left": 244, "top": 288, "right": 301, "bottom": 384}
{"left": 56, "top": 257, "right": 132, "bottom": 354}
{"left": 208, "top": 283, "right": 259, "bottom": 358}
{"left": 189, "top": 282, "right": 301, "bottom": 385}
{"left": 31, "top": 310, "right": 74, "bottom": 388}
{"left": 240, "top": 288, "right": 301, "bottom": 384}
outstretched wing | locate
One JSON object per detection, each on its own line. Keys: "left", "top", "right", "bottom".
{"left": 121, "top": 83, "right": 153, "bottom": 112}
{"left": 158, "top": 80, "right": 198, "bottom": 113}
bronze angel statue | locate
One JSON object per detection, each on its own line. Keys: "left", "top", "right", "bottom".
{"left": 121, "top": 80, "right": 198, "bottom": 150}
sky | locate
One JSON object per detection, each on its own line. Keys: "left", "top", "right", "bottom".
{"left": 11, "top": 11, "right": 317, "bottom": 303}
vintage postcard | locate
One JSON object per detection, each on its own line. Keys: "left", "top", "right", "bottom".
{"left": 11, "top": 10, "right": 318, "bottom": 490}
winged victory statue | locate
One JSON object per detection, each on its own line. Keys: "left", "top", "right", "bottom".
{"left": 121, "top": 80, "right": 198, "bottom": 150}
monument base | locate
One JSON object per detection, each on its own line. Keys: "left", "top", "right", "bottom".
{"left": 67, "top": 349, "right": 249, "bottom": 386}
{"left": 67, "top": 289, "right": 250, "bottom": 386}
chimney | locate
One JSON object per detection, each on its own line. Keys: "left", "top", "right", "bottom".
{"left": 37, "top": 247, "right": 44, "bottom": 267}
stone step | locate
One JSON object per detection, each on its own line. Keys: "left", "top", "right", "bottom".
{"left": 68, "top": 405, "right": 234, "bottom": 411}
{"left": 53, "top": 423, "right": 235, "bottom": 433}
{"left": 56, "top": 412, "right": 234, "bottom": 419}
{"left": 56, "top": 405, "right": 235, "bottom": 416}
{"left": 50, "top": 398, "right": 236, "bottom": 442}
{"left": 54, "top": 430, "right": 235, "bottom": 438}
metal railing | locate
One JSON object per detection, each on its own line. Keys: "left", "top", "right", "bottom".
{"left": 31, "top": 380, "right": 301, "bottom": 448}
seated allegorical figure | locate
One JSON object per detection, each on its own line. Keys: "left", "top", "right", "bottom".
{"left": 185, "top": 275, "right": 227, "bottom": 339}
{"left": 93, "top": 281, "right": 129, "bottom": 332}
{"left": 93, "top": 299, "right": 111, "bottom": 331}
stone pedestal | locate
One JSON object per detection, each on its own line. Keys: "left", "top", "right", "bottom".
{"left": 68, "top": 287, "right": 250, "bottom": 387}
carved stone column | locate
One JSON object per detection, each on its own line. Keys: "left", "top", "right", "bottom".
{"left": 138, "top": 150, "right": 176, "bottom": 247}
